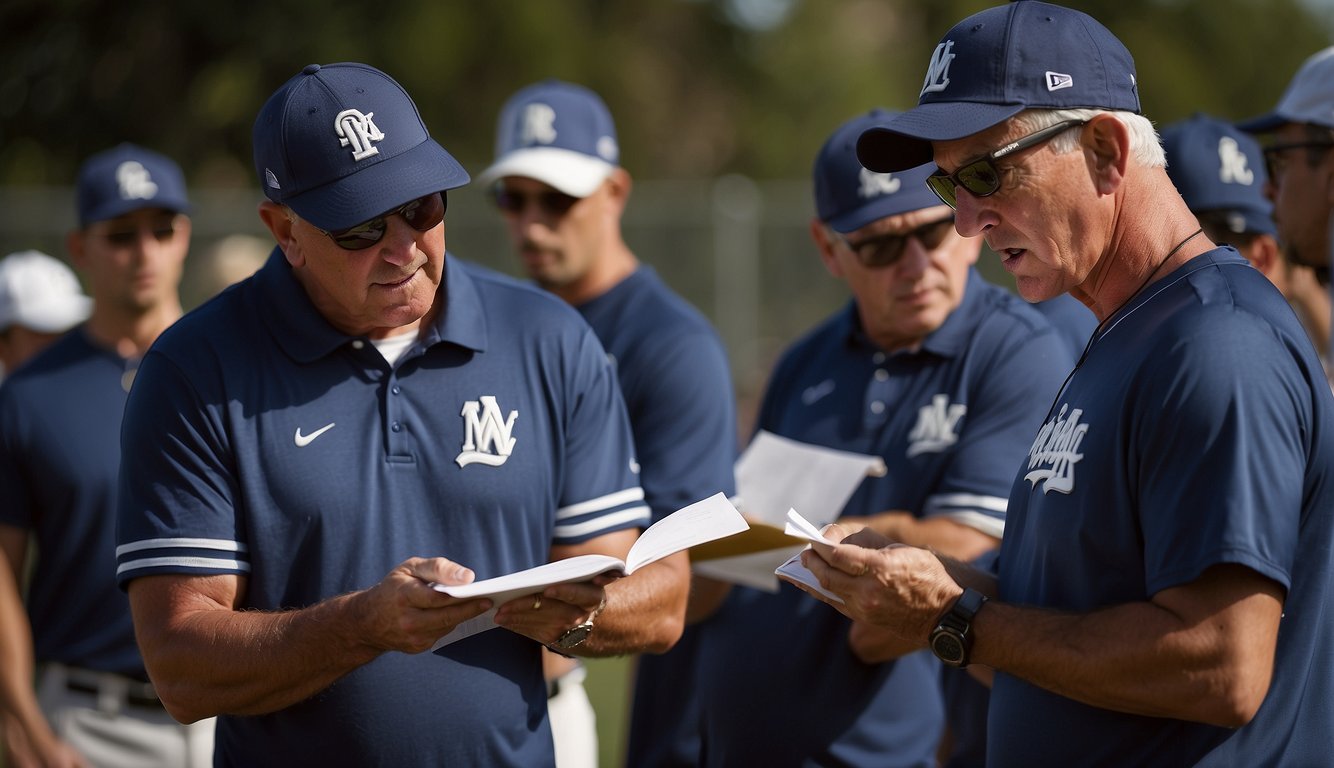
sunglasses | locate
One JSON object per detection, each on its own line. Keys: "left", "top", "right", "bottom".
{"left": 1261, "top": 141, "right": 1334, "bottom": 182}
{"left": 318, "top": 192, "right": 447, "bottom": 251}
{"left": 101, "top": 217, "right": 181, "bottom": 248}
{"left": 830, "top": 216, "right": 956, "bottom": 269}
{"left": 927, "top": 119, "right": 1089, "bottom": 209}
{"left": 493, "top": 187, "right": 581, "bottom": 217}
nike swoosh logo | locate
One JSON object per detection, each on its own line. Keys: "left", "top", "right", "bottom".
{"left": 802, "top": 380, "right": 836, "bottom": 406}
{"left": 294, "top": 423, "right": 336, "bottom": 447}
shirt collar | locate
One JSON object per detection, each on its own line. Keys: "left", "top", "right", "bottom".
{"left": 256, "top": 248, "right": 487, "bottom": 364}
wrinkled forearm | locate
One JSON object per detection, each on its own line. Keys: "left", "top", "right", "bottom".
{"left": 130, "top": 585, "right": 381, "bottom": 723}
{"left": 578, "top": 553, "right": 689, "bottom": 656}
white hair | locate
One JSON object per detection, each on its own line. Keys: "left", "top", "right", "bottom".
{"left": 1010, "top": 108, "right": 1166, "bottom": 168}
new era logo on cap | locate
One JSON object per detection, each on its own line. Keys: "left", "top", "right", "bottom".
{"left": 859, "top": 1, "right": 1141, "bottom": 173}
{"left": 477, "top": 79, "right": 619, "bottom": 198}
{"left": 252, "top": 62, "right": 469, "bottom": 232}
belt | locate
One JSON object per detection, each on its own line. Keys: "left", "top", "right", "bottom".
{"left": 58, "top": 665, "right": 163, "bottom": 710}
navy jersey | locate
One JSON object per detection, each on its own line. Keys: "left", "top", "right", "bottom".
{"left": 115, "top": 251, "right": 648, "bottom": 767}
{"left": 1033, "top": 292, "right": 1097, "bottom": 361}
{"left": 0, "top": 330, "right": 145, "bottom": 677}
{"left": 696, "top": 270, "right": 1073, "bottom": 767}
{"left": 583, "top": 267, "right": 738, "bottom": 768}
{"left": 993, "top": 249, "right": 1334, "bottom": 766}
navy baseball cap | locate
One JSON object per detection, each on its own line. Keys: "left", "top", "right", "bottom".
{"left": 858, "top": 1, "right": 1140, "bottom": 173}
{"left": 252, "top": 63, "right": 470, "bottom": 232}
{"left": 815, "top": 109, "right": 943, "bottom": 233}
{"left": 1162, "top": 114, "right": 1275, "bottom": 236}
{"left": 476, "top": 79, "right": 619, "bottom": 197}
{"left": 1237, "top": 46, "right": 1334, "bottom": 133}
{"left": 76, "top": 143, "right": 190, "bottom": 227}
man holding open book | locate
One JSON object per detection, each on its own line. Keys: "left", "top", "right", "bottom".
{"left": 692, "top": 110, "right": 1072, "bottom": 767}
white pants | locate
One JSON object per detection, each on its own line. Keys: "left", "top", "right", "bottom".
{"left": 548, "top": 663, "right": 597, "bottom": 768}
{"left": 37, "top": 664, "right": 214, "bottom": 768}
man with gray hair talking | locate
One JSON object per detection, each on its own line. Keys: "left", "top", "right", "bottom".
{"left": 786, "top": 3, "right": 1334, "bottom": 766}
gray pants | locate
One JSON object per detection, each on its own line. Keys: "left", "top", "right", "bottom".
{"left": 37, "top": 664, "right": 214, "bottom": 768}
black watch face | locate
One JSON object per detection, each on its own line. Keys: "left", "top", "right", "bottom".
{"left": 931, "top": 631, "right": 967, "bottom": 665}
{"left": 555, "top": 624, "right": 593, "bottom": 650}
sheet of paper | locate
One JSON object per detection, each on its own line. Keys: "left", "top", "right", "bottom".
{"left": 774, "top": 551, "right": 844, "bottom": 604}
{"left": 431, "top": 492, "right": 746, "bottom": 649}
{"left": 694, "top": 432, "right": 884, "bottom": 589}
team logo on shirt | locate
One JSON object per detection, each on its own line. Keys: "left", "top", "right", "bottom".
{"left": 455, "top": 396, "right": 518, "bottom": 467}
{"left": 1024, "top": 404, "right": 1087, "bottom": 494}
{"left": 906, "top": 394, "right": 966, "bottom": 457}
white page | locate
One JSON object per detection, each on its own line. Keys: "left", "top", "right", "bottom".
{"left": 734, "top": 430, "right": 886, "bottom": 528}
{"left": 431, "top": 492, "right": 746, "bottom": 649}
{"left": 695, "top": 432, "right": 884, "bottom": 589}
{"left": 774, "top": 551, "right": 844, "bottom": 604}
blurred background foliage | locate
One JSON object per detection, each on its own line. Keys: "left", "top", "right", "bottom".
{"left": 2, "top": 0, "right": 1331, "bottom": 189}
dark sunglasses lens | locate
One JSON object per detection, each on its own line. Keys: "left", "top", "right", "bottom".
{"left": 402, "top": 193, "right": 446, "bottom": 232}
{"left": 859, "top": 237, "right": 907, "bottom": 268}
{"left": 927, "top": 174, "right": 958, "bottom": 209}
{"left": 331, "top": 221, "right": 385, "bottom": 250}
{"left": 957, "top": 161, "right": 1001, "bottom": 197}
{"left": 918, "top": 218, "right": 956, "bottom": 249}
{"left": 494, "top": 188, "right": 579, "bottom": 216}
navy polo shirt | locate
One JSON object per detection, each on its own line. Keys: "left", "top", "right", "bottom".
{"left": 994, "top": 249, "right": 1334, "bottom": 766}
{"left": 116, "top": 251, "right": 648, "bottom": 766}
{"left": 0, "top": 330, "right": 145, "bottom": 677}
{"left": 579, "top": 267, "right": 738, "bottom": 768}
{"left": 696, "top": 270, "right": 1073, "bottom": 767}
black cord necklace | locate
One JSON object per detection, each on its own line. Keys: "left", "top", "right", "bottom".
{"left": 1042, "top": 226, "right": 1205, "bottom": 420}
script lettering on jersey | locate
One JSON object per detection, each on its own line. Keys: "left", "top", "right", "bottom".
{"left": 335, "top": 109, "right": 385, "bottom": 161}
{"left": 456, "top": 396, "right": 519, "bottom": 467}
{"left": 1024, "top": 404, "right": 1087, "bottom": 494}
{"left": 921, "top": 40, "right": 955, "bottom": 95}
{"left": 859, "top": 168, "right": 901, "bottom": 199}
{"left": 521, "top": 103, "right": 559, "bottom": 146}
{"left": 115, "top": 161, "right": 158, "bottom": 201}
{"left": 1217, "top": 136, "right": 1255, "bottom": 186}
{"left": 906, "top": 394, "right": 966, "bottom": 457}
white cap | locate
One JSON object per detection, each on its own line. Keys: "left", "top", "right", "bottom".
{"left": 0, "top": 251, "right": 92, "bottom": 333}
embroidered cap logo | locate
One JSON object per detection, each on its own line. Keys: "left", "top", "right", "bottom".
{"left": 859, "top": 169, "right": 902, "bottom": 200}
{"left": 521, "top": 103, "right": 558, "bottom": 146}
{"left": 921, "top": 41, "right": 956, "bottom": 95}
{"left": 116, "top": 161, "right": 158, "bottom": 201}
{"left": 1217, "top": 137, "right": 1255, "bottom": 186}
{"left": 335, "top": 108, "right": 385, "bottom": 161}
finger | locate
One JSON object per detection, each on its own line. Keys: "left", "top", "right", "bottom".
{"left": 777, "top": 572, "right": 855, "bottom": 618}
{"left": 819, "top": 522, "right": 852, "bottom": 543}
{"left": 405, "top": 556, "right": 474, "bottom": 586}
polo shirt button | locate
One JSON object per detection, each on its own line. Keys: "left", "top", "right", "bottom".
{"left": 872, "top": 352, "right": 886, "bottom": 364}
{"left": 391, "top": 385, "right": 401, "bottom": 395}
{"left": 874, "top": 369, "right": 889, "bottom": 382}
{"left": 351, "top": 340, "right": 365, "bottom": 350}
{"left": 870, "top": 401, "right": 885, "bottom": 414}
{"left": 391, "top": 422, "right": 402, "bottom": 432}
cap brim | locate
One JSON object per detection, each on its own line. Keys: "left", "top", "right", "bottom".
{"left": 10, "top": 296, "right": 92, "bottom": 333}
{"left": 857, "top": 102, "right": 1025, "bottom": 172}
{"left": 287, "top": 139, "right": 470, "bottom": 232}
{"left": 1235, "top": 112, "right": 1288, "bottom": 134}
{"left": 476, "top": 147, "right": 615, "bottom": 197}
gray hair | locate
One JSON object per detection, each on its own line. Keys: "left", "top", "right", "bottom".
{"left": 1010, "top": 108, "right": 1166, "bottom": 168}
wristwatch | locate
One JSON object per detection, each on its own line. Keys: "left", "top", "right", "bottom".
{"left": 929, "top": 588, "right": 987, "bottom": 668}
{"left": 552, "top": 598, "right": 606, "bottom": 651}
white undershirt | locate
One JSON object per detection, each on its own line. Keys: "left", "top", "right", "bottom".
{"left": 369, "top": 330, "right": 417, "bottom": 366}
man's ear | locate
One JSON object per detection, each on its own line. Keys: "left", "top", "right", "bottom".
{"left": 810, "top": 218, "right": 845, "bottom": 279}
{"left": 258, "top": 201, "right": 302, "bottom": 267}
{"left": 1083, "top": 114, "right": 1130, "bottom": 196}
